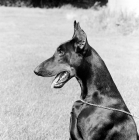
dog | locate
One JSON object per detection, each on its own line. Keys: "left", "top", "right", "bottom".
{"left": 34, "top": 21, "right": 139, "bottom": 140}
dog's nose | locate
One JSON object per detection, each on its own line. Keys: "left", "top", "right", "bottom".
{"left": 34, "top": 66, "right": 41, "bottom": 76}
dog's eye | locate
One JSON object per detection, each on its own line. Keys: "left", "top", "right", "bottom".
{"left": 58, "top": 49, "right": 65, "bottom": 56}
{"left": 59, "top": 50, "right": 65, "bottom": 56}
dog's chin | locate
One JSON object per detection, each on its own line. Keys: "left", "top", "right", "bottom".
{"left": 51, "top": 71, "right": 70, "bottom": 88}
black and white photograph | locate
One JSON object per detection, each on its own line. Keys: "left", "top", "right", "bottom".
{"left": 0, "top": 0, "right": 139, "bottom": 139}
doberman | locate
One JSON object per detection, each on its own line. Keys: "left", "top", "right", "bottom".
{"left": 34, "top": 21, "right": 139, "bottom": 140}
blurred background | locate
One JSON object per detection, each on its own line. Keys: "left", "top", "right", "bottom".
{"left": 0, "top": 0, "right": 108, "bottom": 8}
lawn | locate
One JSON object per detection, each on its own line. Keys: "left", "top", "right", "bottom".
{"left": 0, "top": 6, "right": 139, "bottom": 140}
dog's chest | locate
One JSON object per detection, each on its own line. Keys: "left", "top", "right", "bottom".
{"left": 71, "top": 100, "right": 113, "bottom": 139}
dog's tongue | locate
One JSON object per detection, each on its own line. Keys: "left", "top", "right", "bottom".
{"left": 51, "top": 72, "right": 69, "bottom": 88}
{"left": 51, "top": 75, "right": 60, "bottom": 88}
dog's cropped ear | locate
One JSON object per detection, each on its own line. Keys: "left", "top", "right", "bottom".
{"left": 72, "top": 21, "right": 87, "bottom": 52}
{"left": 74, "top": 20, "right": 77, "bottom": 29}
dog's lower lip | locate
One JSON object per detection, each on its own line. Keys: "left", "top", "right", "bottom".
{"left": 53, "top": 83, "right": 63, "bottom": 88}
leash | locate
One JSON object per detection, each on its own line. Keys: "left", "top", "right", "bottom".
{"left": 80, "top": 99, "right": 139, "bottom": 120}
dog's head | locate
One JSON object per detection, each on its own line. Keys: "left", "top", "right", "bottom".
{"left": 34, "top": 21, "right": 91, "bottom": 88}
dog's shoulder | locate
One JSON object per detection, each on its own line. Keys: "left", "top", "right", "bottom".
{"left": 71, "top": 100, "right": 84, "bottom": 117}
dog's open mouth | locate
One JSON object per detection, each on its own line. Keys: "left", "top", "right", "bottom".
{"left": 51, "top": 71, "right": 70, "bottom": 88}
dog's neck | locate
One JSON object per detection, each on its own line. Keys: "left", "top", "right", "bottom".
{"left": 76, "top": 47, "right": 120, "bottom": 103}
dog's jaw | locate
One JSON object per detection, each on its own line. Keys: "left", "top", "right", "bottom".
{"left": 51, "top": 71, "right": 70, "bottom": 88}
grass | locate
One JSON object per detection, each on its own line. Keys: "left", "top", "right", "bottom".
{"left": 0, "top": 6, "right": 139, "bottom": 140}
{"left": 63, "top": 5, "right": 139, "bottom": 35}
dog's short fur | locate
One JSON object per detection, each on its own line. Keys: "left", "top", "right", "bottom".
{"left": 34, "top": 21, "right": 139, "bottom": 140}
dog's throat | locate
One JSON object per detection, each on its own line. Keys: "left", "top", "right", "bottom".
{"left": 51, "top": 71, "right": 69, "bottom": 88}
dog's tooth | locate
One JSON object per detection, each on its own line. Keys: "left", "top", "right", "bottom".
{"left": 59, "top": 75, "right": 66, "bottom": 82}
{"left": 62, "top": 73, "right": 66, "bottom": 78}
{"left": 64, "top": 72, "right": 67, "bottom": 77}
